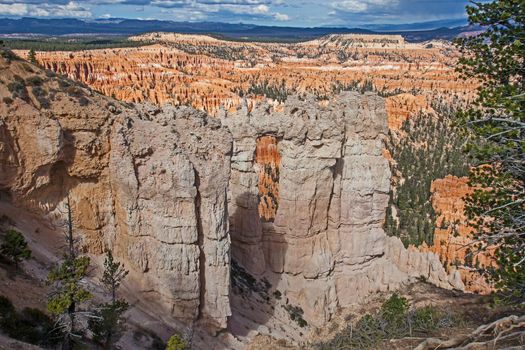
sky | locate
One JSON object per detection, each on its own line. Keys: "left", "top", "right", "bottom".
{"left": 0, "top": 0, "right": 475, "bottom": 27}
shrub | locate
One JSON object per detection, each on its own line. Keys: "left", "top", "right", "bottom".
{"left": 78, "top": 96, "right": 89, "bottom": 106}
{"left": 26, "top": 75, "right": 43, "bottom": 86}
{"left": 315, "top": 294, "right": 460, "bottom": 350}
{"left": 283, "top": 304, "right": 308, "bottom": 328}
{"left": 166, "top": 334, "right": 187, "bottom": 350}
{"left": 0, "top": 295, "right": 60, "bottom": 347}
{"left": 65, "top": 85, "right": 84, "bottom": 98}
{"left": 381, "top": 293, "right": 409, "bottom": 321}
{"left": 0, "top": 229, "right": 31, "bottom": 270}
{"left": 32, "top": 85, "right": 50, "bottom": 109}
{"left": 2, "top": 96, "right": 13, "bottom": 105}
{"left": 0, "top": 49, "right": 18, "bottom": 63}
{"left": 7, "top": 76, "right": 29, "bottom": 102}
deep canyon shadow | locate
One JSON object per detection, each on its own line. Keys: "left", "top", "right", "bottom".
{"left": 228, "top": 191, "right": 288, "bottom": 340}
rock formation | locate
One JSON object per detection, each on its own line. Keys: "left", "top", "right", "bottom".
{"left": 0, "top": 54, "right": 232, "bottom": 331}
{"left": 17, "top": 33, "right": 476, "bottom": 118}
{"left": 0, "top": 47, "right": 471, "bottom": 348}
{"left": 222, "top": 93, "right": 463, "bottom": 344}
{"left": 426, "top": 176, "right": 493, "bottom": 294}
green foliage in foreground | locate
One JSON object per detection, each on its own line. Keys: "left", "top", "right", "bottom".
{"left": 385, "top": 112, "right": 470, "bottom": 247}
{"left": 0, "top": 295, "right": 62, "bottom": 348}
{"left": 456, "top": 0, "right": 525, "bottom": 303}
{"left": 0, "top": 229, "right": 32, "bottom": 270}
{"left": 166, "top": 334, "right": 188, "bottom": 350}
{"left": 88, "top": 250, "right": 129, "bottom": 349}
{"left": 46, "top": 255, "right": 92, "bottom": 315}
{"left": 315, "top": 293, "right": 461, "bottom": 350}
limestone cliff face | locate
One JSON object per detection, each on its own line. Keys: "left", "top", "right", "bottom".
{"left": 0, "top": 56, "right": 232, "bottom": 331}
{"left": 222, "top": 92, "right": 462, "bottom": 342}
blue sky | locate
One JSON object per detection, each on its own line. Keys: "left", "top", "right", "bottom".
{"left": 0, "top": 0, "right": 474, "bottom": 27}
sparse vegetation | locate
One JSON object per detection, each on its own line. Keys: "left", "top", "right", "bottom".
{"left": 0, "top": 295, "right": 61, "bottom": 348}
{"left": 231, "top": 259, "right": 271, "bottom": 301}
{"left": 27, "top": 49, "right": 37, "bottom": 65}
{"left": 384, "top": 112, "right": 470, "bottom": 247}
{"left": 0, "top": 48, "right": 19, "bottom": 63}
{"left": 316, "top": 293, "right": 462, "bottom": 350}
{"left": 7, "top": 75, "right": 29, "bottom": 102}
{"left": 165, "top": 334, "right": 188, "bottom": 350}
{"left": 283, "top": 304, "right": 308, "bottom": 328}
{"left": 0, "top": 229, "right": 31, "bottom": 271}
{"left": 248, "top": 79, "right": 289, "bottom": 102}
{"left": 88, "top": 250, "right": 129, "bottom": 349}
{"left": 46, "top": 196, "right": 92, "bottom": 350}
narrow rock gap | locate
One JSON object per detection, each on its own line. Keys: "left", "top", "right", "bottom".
{"left": 194, "top": 169, "right": 206, "bottom": 321}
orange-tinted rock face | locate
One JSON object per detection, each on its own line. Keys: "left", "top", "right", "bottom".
{"left": 427, "top": 175, "right": 494, "bottom": 293}
{"left": 385, "top": 93, "right": 433, "bottom": 130}
{"left": 256, "top": 136, "right": 280, "bottom": 221}
{"left": 17, "top": 33, "right": 476, "bottom": 118}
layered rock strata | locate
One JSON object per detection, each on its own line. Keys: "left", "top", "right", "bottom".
{"left": 222, "top": 92, "right": 463, "bottom": 340}
{"left": 0, "top": 56, "right": 232, "bottom": 331}
{"left": 0, "top": 54, "right": 467, "bottom": 348}
{"left": 18, "top": 33, "right": 476, "bottom": 117}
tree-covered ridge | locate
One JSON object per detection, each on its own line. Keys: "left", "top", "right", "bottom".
{"left": 385, "top": 109, "right": 471, "bottom": 247}
{"left": 1, "top": 38, "right": 152, "bottom": 52}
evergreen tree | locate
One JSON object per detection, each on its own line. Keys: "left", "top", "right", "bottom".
{"left": 46, "top": 196, "right": 92, "bottom": 350}
{"left": 0, "top": 229, "right": 31, "bottom": 271}
{"left": 88, "top": 250, "right": 129, "bottom": 349}
{"left": 456, "top": 0, "right": 525, "bottom": 303}
{"left": 27, "top": 48, "right": 37, "bottom": 65}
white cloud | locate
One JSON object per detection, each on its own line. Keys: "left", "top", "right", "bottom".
{"left": 273, "top": 12, "right": 288, "bottom": 21}
{"left": 0, "top": 1, "right": 92, "bottom": 17}
{"left": 251, "top": 4, "right": 268, "bottom": 14}
{"left": 0, "top": 3, "right": 27, "bottom": 15}
{"left": 332, "top": 0, "right": 398, "bottom": 13}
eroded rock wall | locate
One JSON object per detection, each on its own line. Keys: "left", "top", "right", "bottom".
{"left": 223, "top": 92, "right": 463, "bottom": 338}
{"left": 0, "top": 56, "right": 232, "bottom": 331}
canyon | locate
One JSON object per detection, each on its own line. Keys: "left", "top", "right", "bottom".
{"left": 0, "top": 33, "right": 486, "bottom": 349}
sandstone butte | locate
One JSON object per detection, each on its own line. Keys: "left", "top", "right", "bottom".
{"left": 1, "top": 34, "right": 487, "bottom": 349}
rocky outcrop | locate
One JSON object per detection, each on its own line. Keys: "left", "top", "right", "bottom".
{"left": 222, "top": 92, "right": 463, "bottom": 343}
{"left": 0, "top": 55, "right": 232, "bottom": 331}
{"left": 385, "top": 93, "right": 433, "bottom": 130}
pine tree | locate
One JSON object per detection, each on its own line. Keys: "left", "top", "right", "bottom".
{"left": 0, "top": 229, "right": 31, "bottom": 271}
{"left": 27, "top": 48, "right": 37, "bottom": 65}
{"left": 88, "top": 250, "right": 129, "bottom": 349}
{"left": 456, "top": 0, "right": 525, "bottom": 303}
{"left": 46, "top": 196, "right": 92, "bottom": 350}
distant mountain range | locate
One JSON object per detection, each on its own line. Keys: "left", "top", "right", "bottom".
{"left": 0, "top": 17, "right": 479, "bottom": 42}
